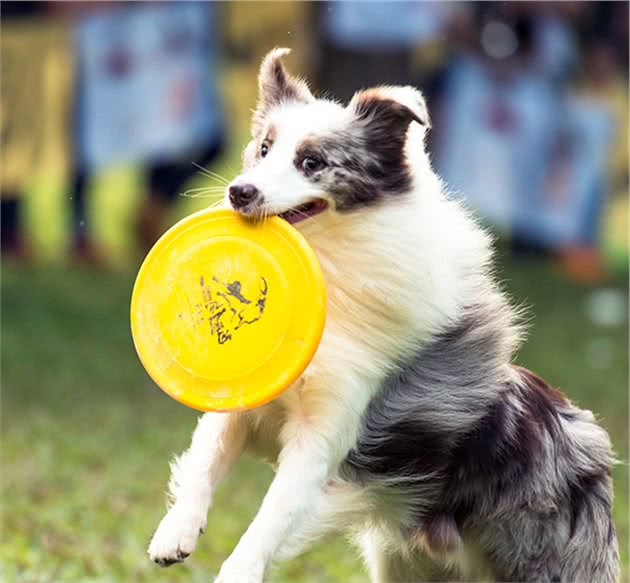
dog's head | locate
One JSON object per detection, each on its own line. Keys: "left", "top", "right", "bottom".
{"left": 226, "top": 48, "right": 430, "bottom": 225}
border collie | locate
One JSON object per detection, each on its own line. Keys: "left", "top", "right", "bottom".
{"left": 148, "top": 48, "right": 619, "bottom": 583}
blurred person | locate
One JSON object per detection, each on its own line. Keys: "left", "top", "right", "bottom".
{"left": 534, "top": 92, "right": 612, "bottom": 275}
{"left": 434, "top": 5, "right": 563, "bottom": 246}
{"left": 434, "top": 2, "right": 625, "bottom": 284}
{"left": 65, "top": 1, "right": 225, "bottom": 260}
{"left": 0, "top": 1, "right": 71, "bottom": 259}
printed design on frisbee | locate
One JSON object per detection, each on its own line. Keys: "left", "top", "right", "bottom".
{"left": 187, "top": 275, "right": 268, "bottom": 345}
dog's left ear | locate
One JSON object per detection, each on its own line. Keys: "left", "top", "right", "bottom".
{"left": 253, "top": 48, "right": 314, "bottom": 135}
{"left": 350, "top": 86, "right": 430, "bottom": 136}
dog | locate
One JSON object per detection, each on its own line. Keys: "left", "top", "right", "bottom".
{"left": 148, "top": 48, "right": 619, "bottom": 582}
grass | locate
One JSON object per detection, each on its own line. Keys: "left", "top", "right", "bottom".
{"left": 1, "top": 257, "right": 627, "bottom": 582}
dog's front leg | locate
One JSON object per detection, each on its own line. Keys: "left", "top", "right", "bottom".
{"left": 149, "top": 412, "right": 246, "bottom": 566}
{"left": 215, "top": 439, "right": 329, "bottom": 582}
{"left": 215, "top": 374, "right": 375, "bottom": 583}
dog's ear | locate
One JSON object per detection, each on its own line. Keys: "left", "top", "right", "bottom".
{"left": 350, "top": 86, "right": 430, "bottom": 137}
{"left": 253, "top": 48, "right": 314, "bottom": 135}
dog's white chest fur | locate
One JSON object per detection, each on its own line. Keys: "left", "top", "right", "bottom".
{"left": 247, "top": 181, "right": 490, "bottom": 464}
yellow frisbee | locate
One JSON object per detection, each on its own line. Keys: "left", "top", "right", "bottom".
{"left": 131, "top": 208, "right": 326, "bottom": 412}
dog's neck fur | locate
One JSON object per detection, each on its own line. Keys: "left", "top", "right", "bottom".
{"left": 297, "top": 138, "right": 500, "bottom": 378}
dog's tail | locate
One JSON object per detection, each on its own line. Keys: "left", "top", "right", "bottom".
{"left": 559, "top": 406, "right": 620, "bottom": 583}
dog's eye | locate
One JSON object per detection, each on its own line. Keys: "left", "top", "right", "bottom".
{"left": 301, "top": 156, "right": 324, "bottom": 174}
{"left": 260, "top": 142, "right": 270, "bottom": 158}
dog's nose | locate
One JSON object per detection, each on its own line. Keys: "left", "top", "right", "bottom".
{"left": 229, "top": 184, "right": 260, "bottom": 208}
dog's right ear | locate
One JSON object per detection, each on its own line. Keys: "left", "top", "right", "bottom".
{"left": 252, "top": 48, "right": 314, "bottom": 135}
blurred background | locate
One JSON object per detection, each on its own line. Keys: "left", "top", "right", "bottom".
{"left": 1, "top": 2, "right": 628, "bottom": 582}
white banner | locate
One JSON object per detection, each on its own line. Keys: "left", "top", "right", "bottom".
{"left": 76, "top": 2, "right": 222, "bottom": 170}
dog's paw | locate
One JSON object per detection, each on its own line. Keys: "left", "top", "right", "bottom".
{"left": 148, "top": 506, "right": 206, "bottom": 567}
{"left": 215, "top": 556, "right": 265, "bottom": 583}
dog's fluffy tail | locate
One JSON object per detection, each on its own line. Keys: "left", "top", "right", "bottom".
{"left": 559, "top": 405, "right": 620, "bottom": 583}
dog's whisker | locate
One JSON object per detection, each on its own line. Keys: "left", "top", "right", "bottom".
{"left": 179, "top": 183, "right": 229, "bottom": 199}
{"left": 184, "top": 185, "right": 227, "bottom": 192}
{"left": 191, "top": 172, "right": 229, "bottom": 186}
{"left": 180, "top": 190, "right": 226, "bottom": 197}
{"left": 225, "top": 162, "right": 239, "bottom": 176}
{"left": 191, "top": 161, "right": 225, "bottom": 178}
{"left": 191, "top": 162, "right": 231, "bottom": 185}
{"left": 184, "top": 188, "right": 225, "bottom": 194}
{"left": 180, "top": 191, "right": 225, "bottom": 199}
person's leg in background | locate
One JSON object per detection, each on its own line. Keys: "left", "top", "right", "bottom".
{"left": 136, "top": 160, "right": 175, "bottom": 253}
{"left": 68, "top": 27, "right": 106, "bottom": 267}
{"left": 68, "top": 168, "right": 107, "bottom": 265}
{"left": 1, "top": 196, "right": 26, "bottom": 258}
{"left": 70, "top": 168, "right": 87, "bottom": 254}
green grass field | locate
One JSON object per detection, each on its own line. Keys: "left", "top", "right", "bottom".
{"left": 2, "top": 256, "right": 627, "bottom": 583}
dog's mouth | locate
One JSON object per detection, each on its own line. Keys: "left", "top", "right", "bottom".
{"left": 278, "top": 199, "right": 328, "bottom": 224}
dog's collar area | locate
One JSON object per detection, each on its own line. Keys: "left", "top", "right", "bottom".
{"left": 278, "top": 199, "right": 328, "bottom": 224}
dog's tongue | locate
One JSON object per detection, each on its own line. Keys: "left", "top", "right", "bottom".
{"left": 279, "top": 200, "right": 328, "bottom": 224}
{"left": 281, "top": 209, "right": 309, "bottom": 224}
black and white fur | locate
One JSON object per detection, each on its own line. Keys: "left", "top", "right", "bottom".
{"left": 148, "top": 49, "right": 619, "bottom": 582}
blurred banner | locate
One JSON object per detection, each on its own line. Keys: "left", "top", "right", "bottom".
{"left": 75, "top": 2, "right": 223, "bottom": 171}
{"left": 0, "top": 20, "right": 72, "bottom": 193}
{"left": 522, "top": 95, "right": 612, "bottom": 247}
{"left": 435, "top": 58, "right": 618, "bottom": 249}
{"left": 436, "top": 56, "right": 560, "bottom": 234}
